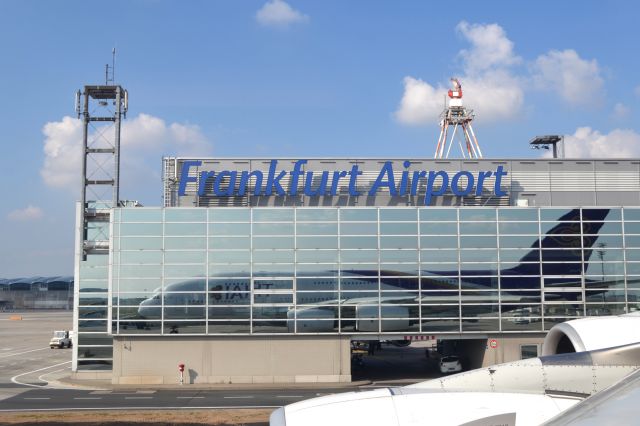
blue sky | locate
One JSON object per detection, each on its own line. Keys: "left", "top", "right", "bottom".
{"left": 1, "top": 1, "right": 639, "bottom": 277}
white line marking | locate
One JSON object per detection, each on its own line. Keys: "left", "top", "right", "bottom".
{"left": 73, "top": 397, "right": 102, "bottom": 400}
{"left": 177, "top": 396, "right": 205, "bottom": 399}
{"left": 0, "top": 347, "right": 50, "bottom": 358}
{"left": 24, "top": 397, "right": 50, "bottom": 400}
{"left": 37, "top": 366, "right": 70, "bottom": 385}
{"left": 124, "top": 396, "right": 153, "bottom": 399}
{"left": 276, "top": 395, "right": 304, "bottom": 398}
{"left": 0, "top": 406, "right": 280, "bottom": 412}
{"left": 223, "top": 396, "right": 254, "bottom": 399}
{"left": 11, "top": 361, "right": 72, "bottom": 388}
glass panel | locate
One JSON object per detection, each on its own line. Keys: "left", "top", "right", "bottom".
{"left": 120, "top": 208, "right": 162, "bottom": 222}
{"left": 460, "top": 276, "right": 498, "bottom": 290}
{"left": 164, "top": 322, "right": 206, "bottom": 334}
{"left": 165, "top": 209, "right": 206, "bottom": 222}
{"left": 209, "top": 208, "right": 250, "bottom": 222}
{"left": 540, "top": 209, "right": 581, "bottom": 221}
{"left": 500, "top": 249, "right": 538, "bottom": 263}
{"left": 341, "top": 278, "right": 378, "bottom": 291}
{"left": 209, "top": 250, "right": 251, "bottom": 263}
{"left": 380, "top": 264, "right": 419, "bottom": 275}
{"left": 501, "top": 277, "right": 541, "bottom": 291}
{"left": 380, "top": 209, "right": 416, "bottom": 221}
{"left": 117, "top": 321, "right": 161, "bottom": 334}
{"left": 296, "top": 292, "right": 339, "bottom": 303}
{"left": 252, "top": 321, "right": 290, "bottom": 333}
{"left": 253, "top": 306, "right": 289, "bottom": 320}
{"left": 583, "top": 208, "right": 620, "bottom": 221}
{"left": 500, "top": 263, "right": 540, "bottom": 276}
{"left": 420, "top": 319, "right": 460, "bottom": 332}
{"left": 164, "top": 237, "right": 206, "bottom": 250}
{"left": 587, "top": 235, "right": 623, "bottom": 248}
{"left": 79, "top": 280, "right": 108, "bottom": 292}
{"left": 421, "top": 264, "right": 458, "bottom": 276}
{"left": 209, "top": 264, "right": 251, "bottom": 277}
{"left": 164, "top": 307, "right": 205, "bottom": 319}
{"left": 119, "top": 251, "right": 163, "bottom": 264}
{"left": 297, "top": 223, "right": 338, "bottom": 235}
{"left": 380, "top": 223, "right": 417, "bottom": 235}
{"left": 460, "top": 236, "right": 497, "bottom": 248}
{"left": 541, "top": 249, "right": 583, "bottom": 262}
{"left": 253, "top": 236, "right": 294, "bottom": 249}
{"left": 253, "top": 264, "right": 294, "bottom": 276}
{"left": 79, "top": 294, "right": 108, "bottom": 306}
{"left": 120, "top": 237, "right": 163, "bottom": 250}
{"left": 253, "top": 209, "right": 294, "bottom": 222}
{"left": 297, "top": 278, "right": 338, "bottom": 291}
{"left": 461, "top": 305, "right": 499, "bottom": 316}
{"left": 500, "top": 235, "right": 539, "bottom": 248}
{"left": 209, "top": 236, "right": 250, "bottom": 249}
{"left": 208, "top": 321, "right": 250, "bottom": 333}
{"left": 625, "top": 236, "right": 640, "bottom": 248}
{"left": 165, "top": 223, "right": 206, "bottom": 236}
{"left": 498, "top": 209, "right": 538, "bottom": 221}
{"left": 297, "top": 236, "right": 338, "bottom": 249}
{"left": 76, "top": 334, "right": 112, "bottom": 346}
{"left": 380, "top": 250, "right": 418, "bottom": 263}
{"left": 296, "top": 209, "right": 337, "bottom": 221}
{"left": 163, "top": 293, "right": 206, "bottom": 305}
{"left": 421, "top": 277, "right": 459, "bottom": 291}
{"left": 254, "top": 294, "right": 293, "bottom": 304}
{"left": 253, "top": 223, "right": 294, "bottom": 235}
{"left": 583, "top": 221, "right": 622, "bottom": 234}
{"left": 459, "top": 222, "right": 497, "bottom": 235}
{"left": 461, "top": 291, "right": 499, "bottom": 302}
{"left": 460, "top": 250, "right": 498, "bottom": 263}
{"left": 499, "top": 222, "right": 539, "bottom": 235}
{"left": 584, "top": 261, "right": 625, "bottom": 276}
{"left": 420, "top": 222, "right": 457, "bottom": 235}
{"left": 78, "top": 307, "right": 108, "bottom": 319}
{"left": 419, "top": 209, "right": 457, "bottom": 222}
{"left": 209, "top": 223, "right": 251, "bottom": 235}
{"left": 340, "top": 208, "right": 377, "bottom": 221}
{"left": 164, "top": 251, "right": 206, "bottom": 264}
{"left": 421, "top": 250, "right": 458, "bottom": 263}
{"left": 252, "top": 250, "right": 294, "bottom": 263}
{"left": 380, "top": 236, "right": 418, "bottom": 249}
{"left": 341, "top": 236, "right": 377, "bottom": 249}
{"left": 624, "top": 209, "right": 640, "bottom": 221}
{"left": 542, "top": 235, "right": 582, "bottom": 250}
{"left": 460, "top": 264, "right": 498, "bottom": 275}
{"left": 461, "top": 318, "right": 499, "bottom": 331}
{"left": 339, "top": 250, "right": 378, "bottom": 263}
{"left": 117, "top": 293, "right": 154, "bottom": 306}
{"left": 297, "top": 264, "right": 339, "bottom": 276}
{"left": 208, "top": 307, "right": 250, "bottom": 320}
{"left": 164, "top": 264, "right": 205, "bottom": 278}
{"left": 624, "top": 222, "right": 640, "bottom": 234}
{"left": 340, "top": 222, "right": 377, "bottom": 235}
{"left": 77, "top": 347, "right": 113, "bottom": 359}
{"left": 540, "top": 222, "right": 581, "bottom": 235}
{"left": 253, "top": 279, "right": 293, "bottom": 290}
{"left": 297, "top": 250, "right": 338, "bottom": 263}
{"left": 120, "top": 223, "right": 163, "bottom": 236}
{"left": 381, "top": 277, "right": 419, "bottom": 290}
{"left": 78, "top": 320, "right": 108, "bottom": 332}
{"left": 421, "top": 236, "right": 458, "bottom": 249}
{"left": 116, "top": 278, "right": 160, "bottom": 292}
{"left": 459, "top": 210, "right": 496, "bottom": 221}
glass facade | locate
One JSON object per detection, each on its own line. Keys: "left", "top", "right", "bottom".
{"left": 107, "top": 207, "right": 640, "bottom": 336}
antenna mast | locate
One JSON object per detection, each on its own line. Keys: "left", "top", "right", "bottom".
{"left": 434, "top": 78, "right": 483, "bottom": 159}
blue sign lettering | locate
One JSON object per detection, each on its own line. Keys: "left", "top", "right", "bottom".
{"left": 176, "top": 160, "right": 508, "bottom": 205}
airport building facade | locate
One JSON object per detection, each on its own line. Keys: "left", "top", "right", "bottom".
{"left": 73, "top": 158, "right": 640, "bottom": 384}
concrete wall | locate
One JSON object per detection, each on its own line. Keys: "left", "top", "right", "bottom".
{"left": 112, "top": 335, "right": 351, "bottom": 385}
{"left": 479, "top": 335, "right": 545, "bottom": 367}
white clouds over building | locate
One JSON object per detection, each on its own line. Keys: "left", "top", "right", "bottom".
{"left": 8, "top": 205, "right": 44, "bottom": 221}
{"left": 256, "top": 0, "right": 308, "bottom": 28}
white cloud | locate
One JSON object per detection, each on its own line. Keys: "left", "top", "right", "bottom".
{"left": 635, "top": 85, "right": 640, "bottom": 97}
{"left": 8, "top": 205, "right": 44, "bottom": 221}
{"left": 532, "top": 49, "right": 604, "bottom": 106}
{"left": 394, "top": 77, "right": 446, "bottom": 125}
{"left": 456, "top": 21, "right": 521, "bottom": 73}
{"left": 256, "top": 0, "right": 308, "bottom": 28}
{"left": 612, "top": 103, "right": 630, "bottom": 119}
{"left": 395, "top": 21, "right": 524, "bottom": 125}
{"left": 41, "top": 113, "right": 213, "bottom": 193}
{"left": 559, "top": 127, "right": 640, "bottom": 158}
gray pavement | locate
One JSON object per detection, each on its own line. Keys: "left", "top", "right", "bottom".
{"left": 0, "top": 310, "right": 443, "bottom": 412}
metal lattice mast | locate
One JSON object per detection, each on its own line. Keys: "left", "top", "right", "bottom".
{"left": 76, "top": 61, "right": 128, "bottom": 259}
{"left": 434, "top": 78, "right": 483, "bottom": 159}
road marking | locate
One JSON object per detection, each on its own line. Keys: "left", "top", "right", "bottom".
{"left": 177, "top": 396, "right": 205, "bottom": 399}
{"left": 124, "top": 396, "right": 153, "bottom": 399}
{"left": 223, "top": 396, "right": 254, "bottom": 399}
{"left": 0, "top": 406, "right": 280, "bottom": 412}
{"left": 73, "top": 397, "right": 102, "bottom": 400}
{"left": 0, "top": 347, "right": 50, "bottom": 359}
{"left": 11, "top": 361, "right": 72, "bottom": 388}
{"left": 24, "top": 397, "right": 50, "bottom": 400}
{"left": 38, "top": 366, "right": 71, "bottom": 385}
{"left": 276, "top": 395, "right": 304, "bottom": 398}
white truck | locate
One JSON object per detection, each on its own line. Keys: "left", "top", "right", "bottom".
{"left": 49, "top": 330, "right": 73, "bottom": 349}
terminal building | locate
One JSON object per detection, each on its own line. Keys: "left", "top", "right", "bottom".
{"left": 73, "top": 156, "right": 640, "bottom": 384}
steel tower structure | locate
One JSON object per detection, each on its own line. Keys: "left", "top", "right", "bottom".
{"left": 434, "top": 78, "right": 483, "bottom": 159}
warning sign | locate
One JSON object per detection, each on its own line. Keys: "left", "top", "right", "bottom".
{"left": 489, "top": 339, "right": 498, "bottom": 349}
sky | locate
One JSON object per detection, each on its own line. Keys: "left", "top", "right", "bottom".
{"left": 1, "top": 0, "right": 640, "bottom": 277}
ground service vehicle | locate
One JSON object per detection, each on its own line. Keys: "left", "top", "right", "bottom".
{"left": 49, "top": 330, "right": 72, "bottom": 349}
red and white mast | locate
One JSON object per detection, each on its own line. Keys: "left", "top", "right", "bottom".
{"left": 434, "top": 78, "right": 483, "bottom": 159}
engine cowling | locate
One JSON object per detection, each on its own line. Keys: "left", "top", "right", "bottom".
{"left": 542, "top": 312, "right": 640, "bottom": 355}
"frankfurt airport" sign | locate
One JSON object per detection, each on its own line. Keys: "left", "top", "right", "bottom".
{"left": 178, "top": 160, "right": 508, "bottom": 205}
